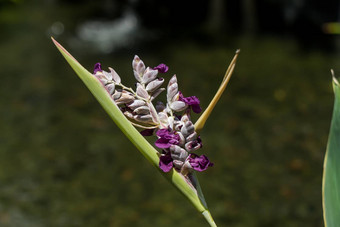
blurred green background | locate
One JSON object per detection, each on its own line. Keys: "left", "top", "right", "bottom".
{"left": 1, "top": 0, "right": 340, "bottom": 226}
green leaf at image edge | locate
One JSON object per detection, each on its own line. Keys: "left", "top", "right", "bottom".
{"left": 323, "top": 75, "right": 340, "bottom": 227}
{"left": 51, "top": 38, "right": 216, "bottom": 226}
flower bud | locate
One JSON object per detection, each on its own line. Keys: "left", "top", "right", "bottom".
{"left": 181, "top": 114, "right": 190, "bottom": 123}
{"left": 132, "top": 55, "right": 140, "bottom": 69}
{"left": 167, "top": 83, "right": 178, "bottom": 103}
{"left": 103, "top": 70, "right": 113, "bottom": 81}
{"left": 170, "top": 101, "right": 187, "bottom": 112}
{"left": 109, "top": 67, "right": 121, "bottom": 84}
{"left": 185, "top": 131, "right": 197, "bottom": 142}
{"left": 170, "top": 145, "right": 188, "bottom": 161}
{"left": 115, "top": 90, "right": 135, "bottom": 105}
{"left": 168, "top": 74, "right": 177, "bottom": 86}
{"left": 127, "top": 100, "right": 146, "bottom": 110}
{"left": 181, "top": 121, "right": 195, "bottom": 137}
{"left": 147, "top": 102, "right": 159, "bottom": 124}
{"left": 158, "top": 112, "right": 168, "bottom": 124}
{"left": 184, "top": 140, "right": 202, "bottom": 152}
{"left": 133, "top": 106, "right": 150, "bottom": 115}
{"left": 112, "top": 90, "right": 122, "bottom": 100}
{"left": 177, "top": 132, "right": 186, "bottom": 146}
{"left": 146, "top": 78, "right": 164, "bottom": 92}
{"left": 142, "top": 67, "right": 158, "bottom": 84}
{"left": 167, "top": 75, "right": 178, "bottom": 101}
{"left": 136, "top": 83, "right": 149, "bottom": 99}
{"left": 105, "top": 83, "right": 115, "bottom": 95}
{"left": 132, "top": 55, "right": 145, "bottom": 82}
{"left": 123, "top": 110, "right": 134, "bottom": 119}
{"left": 96, "top": 72, "right": 110, "bottom": 85}
{"left": 134, "top": 114, "right": 154, "bottom": 123}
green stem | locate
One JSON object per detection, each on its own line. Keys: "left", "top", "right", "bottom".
{"left": 202, "top": 210, "right": 217, "bottom": 227}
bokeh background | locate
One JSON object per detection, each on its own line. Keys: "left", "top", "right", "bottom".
{"left": 1, "top": 0, "right": 340, "bottom": 226}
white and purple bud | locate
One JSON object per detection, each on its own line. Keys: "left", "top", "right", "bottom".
{"left": 115, "top": 90, "right": 135, "bottom": 105}
{"left": 185, "top": 140, "right": 202, "bottom": 152}
{"left": 96, "top": 72, "right": 110, "bottom": 85}
{"left": 181, "top": 121, "right": 195, "bottom": 137}
{"left": 147, "top": 102, "right": 160, "bottom": 124}
{"left": 108, "top": 67, "right": 121, "bottom": 84}
{"left": 136, "top": 83, "right": 149, "bottom": 99}
{"left": 185, "top": 131, "right": 198, "bottom": 142}
{"left": 170, "top": 101, "right": 187, "bottom": 112}
{"left": 133, "top": 106, "right": 150, "bottom": 115}
{"left": 127, "top": 100, "right": 146, "bottom": 110}
{"left": 132, "top": 55, "right": 145, "bottom": 82}
{"left": 105, "top": 83, "right": 115, "bottom": 95}
{"left": 93, "top": 63, "right": 102, "bottom": 74}
{"left": 167, "top": 75, "right": 178, "bottom": 102}
{"left": 146, "top": 78, "right": 164, "bottom": 92}
{"left": 142, "top": 67, "right": 158, "bottom": 84}
{"left": 123, "top": 110, "right": 134, "bottom": 119}
{"left": 170, "top": 145, "right": 188, "bottom": 161}
{"left": 158, "top": 112, "right": 169, "bottom": 126}
{"left": 112, "top": 90, "right": 122, "bottom": 100}
{"left": 134, "top": 114, "right": 154, "bottom": 123}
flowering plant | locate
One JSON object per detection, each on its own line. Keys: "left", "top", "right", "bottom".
{"left": 93, "top": 56, "right": 213, "bottom": 174}
{"left": 52, "top": 37, "right": 239, "bottom": 226}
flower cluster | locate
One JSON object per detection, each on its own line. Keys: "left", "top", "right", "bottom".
{"left": 93, "top": 56, "right": 213, "bottom": 175}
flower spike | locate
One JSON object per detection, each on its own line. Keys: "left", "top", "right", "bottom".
{"left": 52, "top": 37, "right": 220, "bottom": 227}
{"left": 195, "top": 49, "right": 240, "bottom": 134}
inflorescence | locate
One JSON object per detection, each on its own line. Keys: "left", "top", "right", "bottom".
{"left": 93, "top": 56, "right": 213, "bottom": 175}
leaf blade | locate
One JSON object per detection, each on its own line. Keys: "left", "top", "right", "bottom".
{"left": 323, "top": 75, "right": 340, "bottom": 227}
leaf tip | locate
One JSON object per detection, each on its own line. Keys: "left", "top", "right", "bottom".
{"left": 51, "top": 38, "right": 78, "bottom": 63}
{"left": 331, "top": 69, "right": 339, "bottom": 86}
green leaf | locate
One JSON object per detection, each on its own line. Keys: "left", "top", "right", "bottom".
{"left": 52, "top": 38, "right": 216, "bottom": 226}
{"left": 323, "top": 73, "right": 340, "bottom": 227}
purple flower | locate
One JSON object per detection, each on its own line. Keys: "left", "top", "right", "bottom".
{"left": 188, "top": 154, "right": 213, "bottom": 172}
{"left": 94, "top": 62, "right": 102, "bottom": 74}
{"left": 153, "top": 63, "right": 169, "bottom": 73}
{"left": 159, "top": 152, "right": 173, "bottom": 172}
{"left": 178, "top": 92, "right": 202, "bottom": 113}
{"left": 155, "top": 128, "right": 180, "bottom": 149}
{"left": 185, "top": 136, "right": 203, "bottom": 152}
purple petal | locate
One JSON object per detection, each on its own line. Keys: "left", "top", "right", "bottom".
{"left": 154, "top": 63, "right": 169, "bottom": 73}
{"left": 140, "top": 129, "right": 155, "bottom": 136}
{"left": 178, "top": 92, "right": 202, "bottom": 113}
{"left": 191, "top": 104, "right": 202, "bottom": 113}
{"left": 169, "top": 138, "right": 180, "bottom": 145}
{"left": 184, "top": 96, "right": 200, "bottom": 105}
{"left": 156, "top": 128, "right": 169, "bottom": 137}
{"left": 94, "top": 63, "right": 102, "bottom": 74}
{"left": 188, "top": 154, "right": 213, "bottom": 172}
{"left": 155, "top": 138, "right": 171, "bottom": 149}
{"left": 159, "top": 153, "right": 173, "bottom": 172}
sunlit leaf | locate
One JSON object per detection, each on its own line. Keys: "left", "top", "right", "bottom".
{"left": 323, "top": 72, "right": 340, "bottom": 227}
